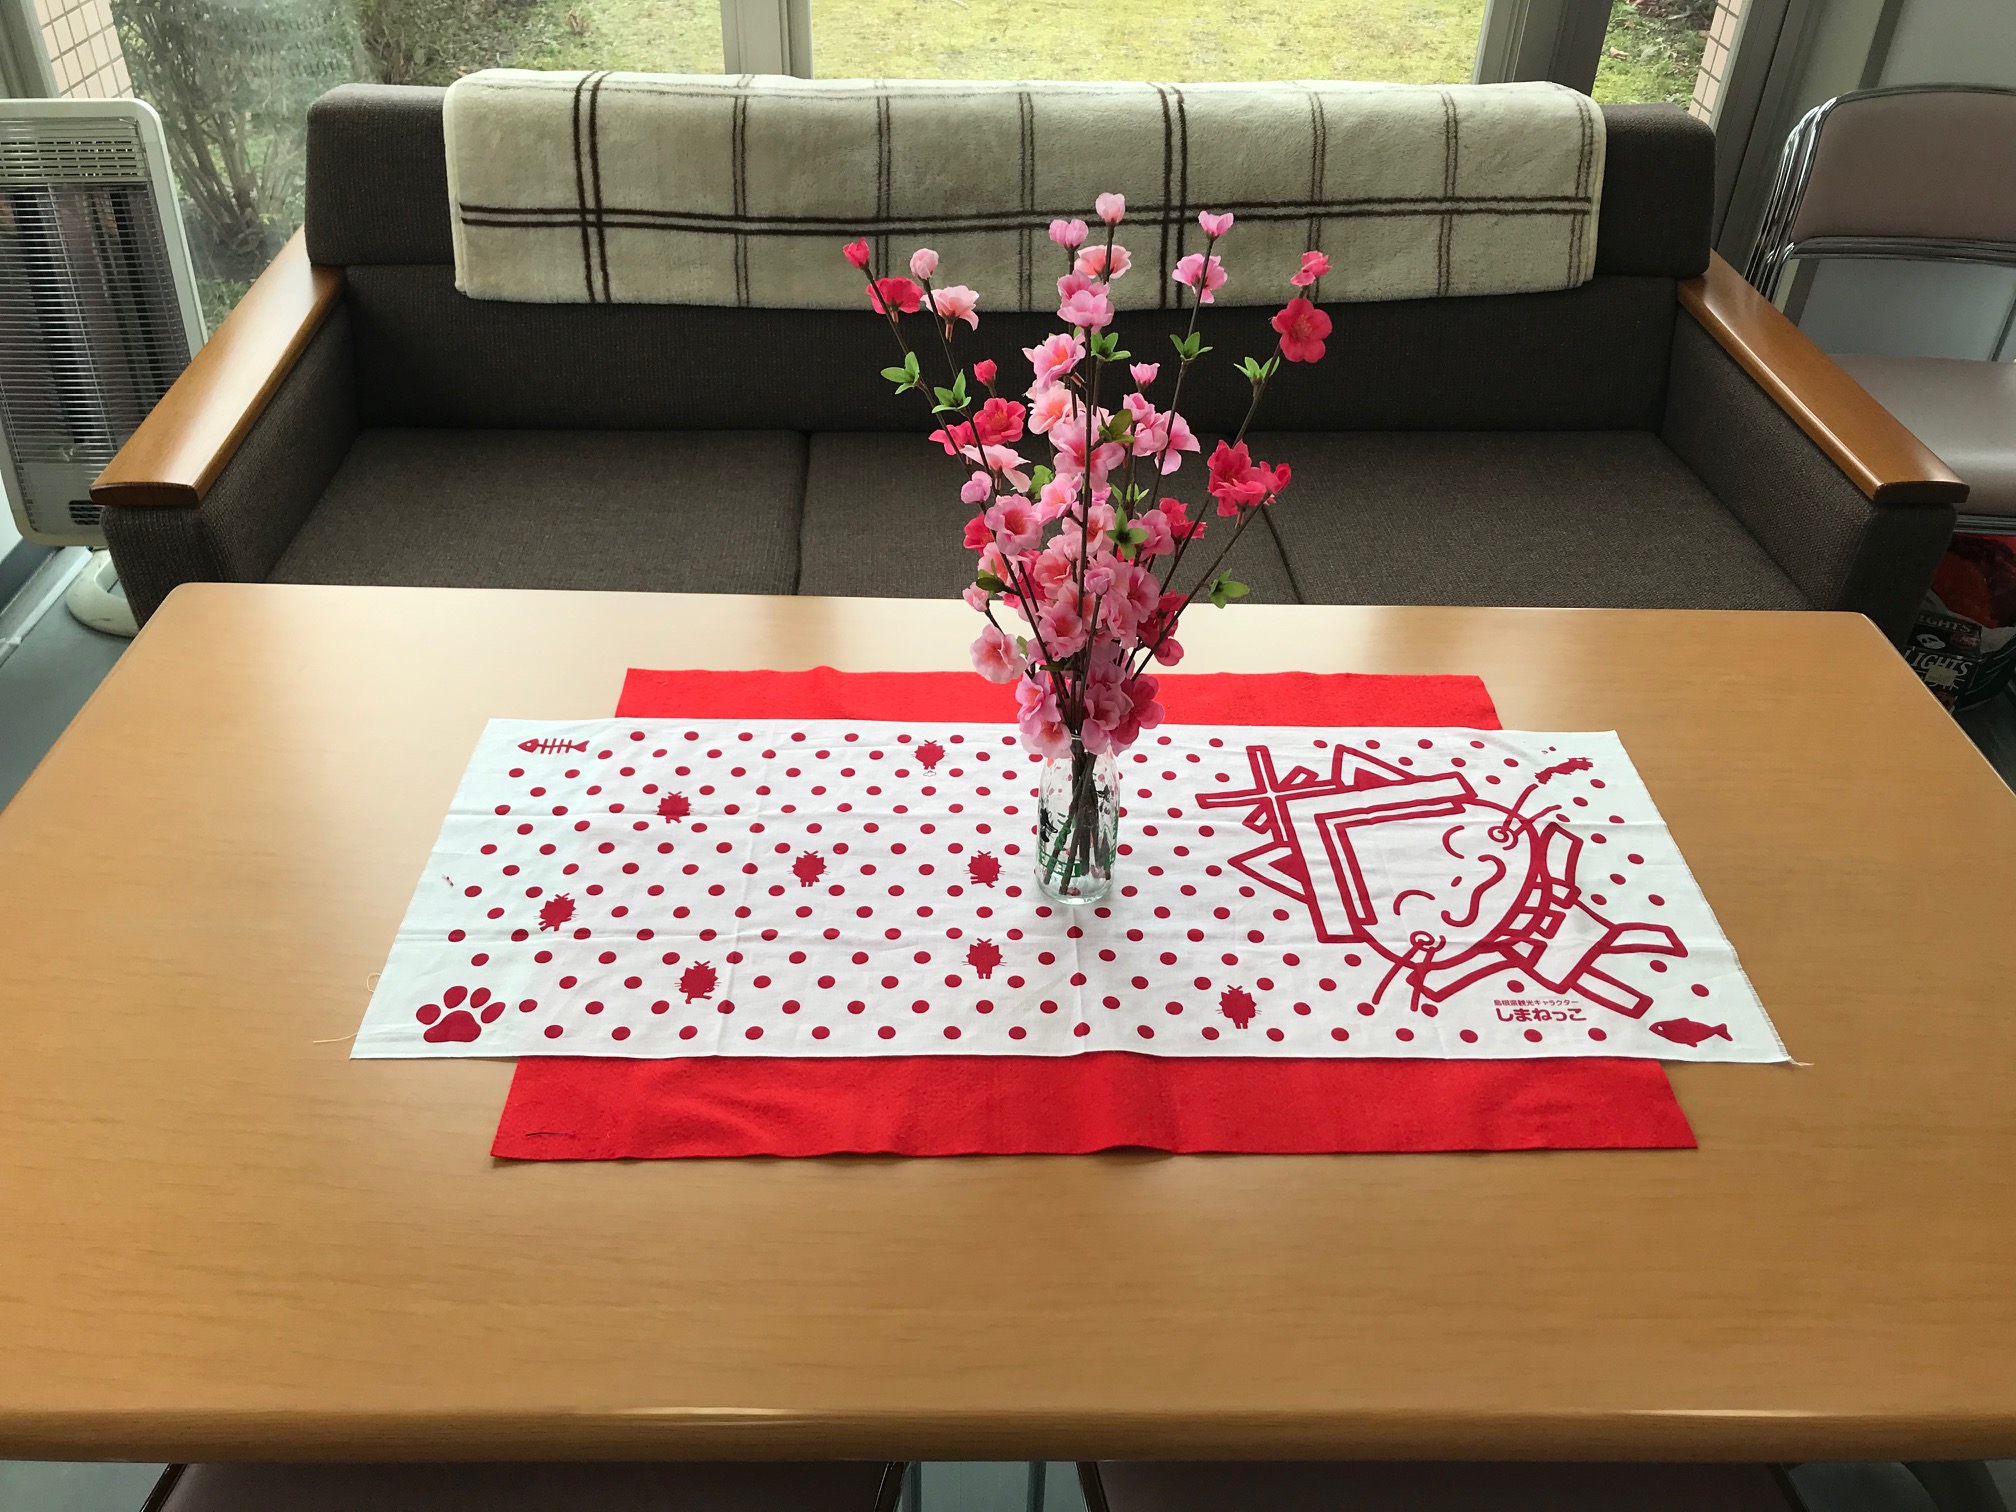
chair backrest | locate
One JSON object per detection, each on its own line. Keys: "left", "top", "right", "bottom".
{"left": 1749, "top": 84, "right": 2016, "bottom": 296}
{"left": 304, "top": 84, "right": 1717, "bottom": 436}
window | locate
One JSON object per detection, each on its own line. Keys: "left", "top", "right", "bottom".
{"left": 1590, "top": 0, "right": 1730, "bottom": 112}
{"left": 810, "top": 0, "right": 1491, "bottom": 84}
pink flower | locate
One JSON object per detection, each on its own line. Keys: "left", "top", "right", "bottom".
{"left": 929, "top": 421, "right": 976, "bottom": 455}
{"left": 1123, "top": 397, "right": 1199, "bottom": 474}
{"left": 931, "top": 284, "right": 980, "bottom": 330}
{"left": 962, "top": 510, "right": 993, "bottom": 548}
{"left": 986, "top": 496, "right": 1041, "bottom": 552}
{"left": 972, "top": 396, "right": 1026, "bottom": 447}
{"left": 1058, "top": 283, "right": 1114, "bottom": 330}
{"left": 1271, "top": 296, "right": 1332, "bottom": 363}
{"left": 960, "top": 471, "right": 994, "bottom": 507}
{"left": 869, "top": 276, "right": 923, "bottom": 315}
{"left": 1074, "top": 243, "right": 1132, "bottom": 280}
{"left": 1034, "top": 475, "right": 1077, "bottom": 521}
{"left": 1024, "top": 331, "right": 1086, "bottom": 386}
{"left": 1049, "top": 413, "right": 1126, "bottom": 487}
{"left": 1206, "top": 439, "right": 1269, "bottom": 514}
{"left": 976, "top": 444, "right": 1032, "bottom": 492}
{"left": 842, "top": 239, "right": 871, "bottom": 270}
{"left": 1095, "top": 192, "right": 1126, "bottom": 225}
{"left": 1171, "top": 252, "right": 1227, "bottom": 304}
{"left": 1026, "top": 382, "right": 1075, "bottom": 436}
{"left": 1015, "top": 678, "right": 1072, "bottom": 760}
{"left": 1197, "top": 210, "right": 1235, "bottom": 238}
{"left": 971, "top": 624, "right": 1027, "bottom": 684}
{"left": 1095, "top": 558, "right": 1160, "bottom": 638}
{"left": 974, "top": 358, "right": 998, "bottom": 388}
{"left": 909, "top": 247, "right": 939, "bottom": 280}
{"left": 1290, "top": 250, "right": 1330, "bottom": 288}
{"left": 1152, "top": 636, "right": 1184, "bottom": 667}
{"left": 1158, "top": 497, "right": 1204, "bottom": 542}
{"left": 1047, "top": 218, "right": 1089, "bottom": 250}
{"left": 1130, "top": 361, "right": 1159, "bottom": 387}
{"left": 1038, "top": 593, "right": 1090, "bottom": 657}
{"left": 1134, "top": 507, "right": 1175, "bottom": 558}
{"left": 1055, "top": 271, "right": 1116, "bottom": 327}
{"left": 1029, "top": 547, "right": 1075, "bottom": 597}
{"left": 962, "top": 581, "right": 993, "bottom": 612}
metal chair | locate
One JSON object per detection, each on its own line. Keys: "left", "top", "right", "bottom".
{"left": 1747, "top": 83, "right": 2016, "bottom": 529}
{"left": 144, "top": 1461, "right": 906, "bottom": 1512}
{"left": 1077, "top": 1462, "right": 1803, "bottom": 1511}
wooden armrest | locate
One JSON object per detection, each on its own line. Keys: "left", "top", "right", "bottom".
{"left": 1678, "top": 252, "right": 1967, "bottom": 507}
{"left": 91, "top": 231, "right": 345, "bottom": 508}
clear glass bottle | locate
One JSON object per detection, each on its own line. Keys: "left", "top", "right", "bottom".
{"left": 1035, "top": 746, "right": 1119, "bottom": 904}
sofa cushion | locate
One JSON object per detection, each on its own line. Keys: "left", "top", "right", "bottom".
{"left": 343, "top": 266, "right": 1677, "bottom": 436}
{"left": 796, "top": 433, "right": 1302, "bottom": 603}
{"left": 1255, "top": 430, "right": 1811, "bottom": 610}
{"left": 267, "top": 430, "right": 805, "bottom": 594}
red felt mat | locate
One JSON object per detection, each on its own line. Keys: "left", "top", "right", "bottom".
{"left": 493, "top": 668, "right": 1694, "bottom": 1159}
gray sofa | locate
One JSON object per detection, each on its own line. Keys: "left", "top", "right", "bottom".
{"left": 98, "top": 84, "right": 1967, "bottom": 637}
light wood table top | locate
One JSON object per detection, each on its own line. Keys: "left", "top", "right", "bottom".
{"left": 3, "top": 585, "right": 2015, "bottom": 1464}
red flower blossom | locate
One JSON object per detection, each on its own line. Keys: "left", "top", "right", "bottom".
{"left": 869, "top": 276, "right": 924, "bottom": 315}
{"left": 973, "top": 358, "right": 998, "bottom": 388}
{"left": 971, "top": 397, "right": 1026, "bottom": 447}
{"left": 842, "top": 239, "right": 871, "bottom": 270}
{"left": 1270, "top": 296, "right": 1332, "bottom": 363}
{"left": 1205, "top": 441, "right": 1291, "bottom": 517}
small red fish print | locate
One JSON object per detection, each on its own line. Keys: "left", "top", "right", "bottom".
{"left": 656, "top": 791, "right": 691, "bottom": 824}
{"left": 792, "top": 851, "right": 826, "bottom": 887}
{"left": 679, "top": 960, "right": 718, "bottom": 1002}
{"left": 967, "top": 852, "right": 1001, "bottom": 888}
{"left": 537, "top": 893, "right": 575, "bottom": 932}
{"left": 518, "top": 737, "right": 589, "bottom": 755}
{"left": 416, "top": 985, "right": 504, "bottom": 1042}
{"left": 966, "top": 938, "right": 1002, "bottom": 979}
{"left": 915, "top": 739, "right": 946, "bottom": 771}
{"left": 1219, "top": 984, "right": 1258, "bottom": 1030}
{"left": 1649, "top": 1017, "right": 1731, "bottom": 1048}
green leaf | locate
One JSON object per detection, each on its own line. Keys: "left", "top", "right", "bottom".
{"left": 1262, "top": 354, "right": 1281, "bottom": 379}
{"left": 975, "top": 571, "right": 1006, "bottom": 593}
{"left": 1030, "top": 464, "right": 1053, "bottom": 491}
{"left": 880, "top": 365, "right": 910, "bottom": 383}
{"left": 1208, "top": 574, "right": 1251, "bottom": 609}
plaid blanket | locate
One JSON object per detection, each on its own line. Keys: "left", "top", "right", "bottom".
{"left": 444, "top": 72, "right": 1605, "bottom": 309}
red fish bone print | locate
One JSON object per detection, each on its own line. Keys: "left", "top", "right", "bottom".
{"left": 353, "top": 718, "right": 1785, "bottom": 1062}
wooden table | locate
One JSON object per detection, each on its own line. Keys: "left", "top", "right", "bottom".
{"left": 4, "top": 585, "right": 2015, "bottom": 1464}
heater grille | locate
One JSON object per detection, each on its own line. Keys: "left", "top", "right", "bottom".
{"left": 0, "top": 113, "right": 191, "bottom": 542}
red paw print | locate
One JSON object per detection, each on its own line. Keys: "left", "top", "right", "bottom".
{"left": 416, "top": 984, "right": 503, "bottom": 1043}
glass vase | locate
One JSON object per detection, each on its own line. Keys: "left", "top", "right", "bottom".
{"left": 1035, "top": 745, "right": 1119, "bottom": 904}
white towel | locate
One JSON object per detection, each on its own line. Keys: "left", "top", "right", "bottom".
{"left": 444, "top": 71, "right": 1605, "bottom": 309}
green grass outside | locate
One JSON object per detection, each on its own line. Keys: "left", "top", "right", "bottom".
{"left": 508, "top": 0, "right": 1699, "bottom": 96}
{"left": 1592, "top": 0, "right": 1706, "bottom": 107}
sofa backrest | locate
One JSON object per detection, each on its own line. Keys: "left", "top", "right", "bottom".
{"left": 305, "top": 84, "right": 1714, "bottom": 435}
